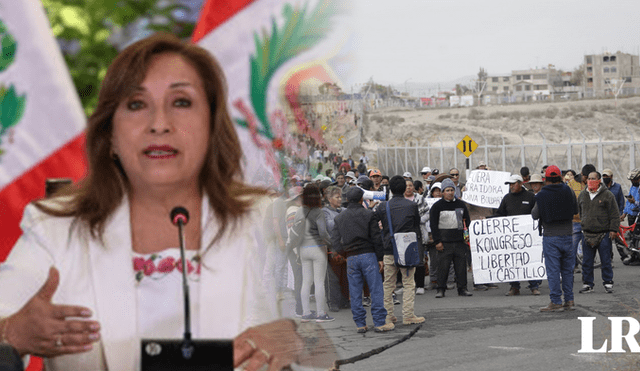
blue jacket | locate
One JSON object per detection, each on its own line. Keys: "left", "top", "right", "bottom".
{"left": 607, "top": 181, "right": 625, "bottom": 215}
{"left": 623, "top": 185, "right": 639, "bottom": 216}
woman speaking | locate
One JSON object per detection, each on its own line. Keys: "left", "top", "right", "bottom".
{"left": 0, "top": 34, "right": 333, "bottom": 370}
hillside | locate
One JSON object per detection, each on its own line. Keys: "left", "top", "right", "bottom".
{"left": 360, "top": 96, "right": 640, "bottom": 150}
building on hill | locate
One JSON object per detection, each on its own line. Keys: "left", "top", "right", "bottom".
{"left": 584, "top": 52, "right": 640, "bottom": 98}
{"left": 484, "top": 66, "right": 564, "bottom": 103}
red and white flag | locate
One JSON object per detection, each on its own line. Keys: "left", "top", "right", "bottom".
{"left": 192, "top": 0, "right": 350, "bottom": 186}
{"left": 0, "top": 0, "right": 87, "bottom": 261}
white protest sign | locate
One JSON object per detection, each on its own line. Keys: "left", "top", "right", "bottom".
{"left": 425, "top": 197, "right": 440, "bottom": 208}
{"left": 462, "top": 170, "right": 511, "bottom": 208}
{"left": 469, "top": 215, "right": 546, "bottom": 284}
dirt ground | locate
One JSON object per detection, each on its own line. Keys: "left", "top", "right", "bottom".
{"left": 359, "top": 96, "right": 640, "bottom": 150}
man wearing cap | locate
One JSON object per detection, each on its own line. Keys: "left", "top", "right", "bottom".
{"left": 403, "top": 172, "right": 413, "bottom": 180}
{"left": 430, "top": 178, "right": 473, "bottom": 298}
{"left": 375, "top": 176, "right": 426, "bottom": 326}
{"left": 577, "top": 171, "right": 619, "bottom": 294}
{"left": 496, "top": 175, "right": 540, "bottom": 296}
{"left": 342, "top": 171, "right": 357, "bottom": 207}
{"left": 370, "top": 169, "right": 383, "bottom": 191}
{"left": 332, "top": 187, "right": 394, "bottom": 333}
{"left": 532, "top": 165, "right": 578, "bottom": 312}
{"left": 477, "top": 161, "right": 488, "bottom": 170}
{"left": 420, "top": 167, "right": 432, "bottom": 189}
{"left": 602, "top": 169, "right": 625, "bottom": 215}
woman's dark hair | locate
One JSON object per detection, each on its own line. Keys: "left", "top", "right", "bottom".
{"left": 35, "top": 33, "right": 265, "bottom": 245}
{"left": 413, "top": 180, "right": 423, "bottom": 192}
{"left": 302, "top": 184, "right": 322, "bottom": 208}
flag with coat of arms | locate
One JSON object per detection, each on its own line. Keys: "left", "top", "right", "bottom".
{"left": 0, "top": 0, "right": 87, "bottom": 262}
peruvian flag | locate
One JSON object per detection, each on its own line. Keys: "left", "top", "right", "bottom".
{"left": 0, "top": 0, "right": 87, "bottom": 262}
{"left": 193, "top": 0, "right": 347, "bottom": 186}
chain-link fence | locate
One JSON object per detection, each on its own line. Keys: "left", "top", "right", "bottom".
{"left": 376, "top": 132, "right": 640, "bottom": 194}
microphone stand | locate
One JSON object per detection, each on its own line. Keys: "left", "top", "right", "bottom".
{"left": 176, "top": 218, "right": 194, "bottom": 359}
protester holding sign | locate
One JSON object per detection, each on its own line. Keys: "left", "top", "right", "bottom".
{"left": 430, "top": 178, "right": 473, "bottom": 298}
{"left": 532, "top": 165, "right": 578, "bottom": 312}
{"left": 462, "top": 170, "right": 511, "bottom": 209}
{"left": 495, "top": 175, "right": 541, "bottom": 296}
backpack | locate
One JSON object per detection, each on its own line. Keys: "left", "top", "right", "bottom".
{"left": 385, "top": 201, "right": 420, "bottom": 267}
{"left": 286, "top": 208, "right": 309, "bottom": 253}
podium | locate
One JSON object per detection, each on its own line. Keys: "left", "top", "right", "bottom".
{"left": 141, "top": 339, "right": 233, "bottom": 371}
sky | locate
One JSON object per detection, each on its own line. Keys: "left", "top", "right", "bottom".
{"left": 348, "top": 0, "right": 640, "bottom": 87}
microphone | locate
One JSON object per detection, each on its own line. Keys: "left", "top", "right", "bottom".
{"left": 170, "top": 206, "right": 193, "bottom": 357}
{"left": 140, "top": 206, "right": 233, "bottom": 370}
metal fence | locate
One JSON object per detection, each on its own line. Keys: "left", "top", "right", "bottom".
{"left": 376, "top": 128, "right": 640, "bottom": 194}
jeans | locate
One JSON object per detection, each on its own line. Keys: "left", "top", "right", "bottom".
{"left": 347, "top": 253, "right": 386, "bottom": 327}
{"left": 582, "top": 235, "right": 614, "bottom": 287}
{"left": 572, "top": 222, "right": 584, "bottom": 267}
{"left": 542, "top": 235, "right": 575, "bottom": 304}
{"left": 300, "top": 245, "right": 328, "bottom": 316}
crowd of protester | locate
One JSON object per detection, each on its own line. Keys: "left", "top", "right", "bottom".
{"left": 263, "top": 153, "right": 640, "bottom": 332}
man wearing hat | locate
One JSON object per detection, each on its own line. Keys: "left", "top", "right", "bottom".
{"left": 332, "top": 187, "right": 394, "bottom": 333}
{"left": 602, "top": 169, "right": 625, "bottom": 215}
{"left": 403, "top": 172, "right": 413, "bottom": 180}
{"left": 532, "top": 165, "right": 578, "bottom": 312}
{"left": 342, "top": 171, "right": 357, "bottom": 207}
{"left": 420, "top": 167, "right": 432, "bottom": 189}
{"left": 527, "top": 174, "right": 544, "bottom": 194}
{"left": 496, "top": 174, "right": 540, "bottom": 296}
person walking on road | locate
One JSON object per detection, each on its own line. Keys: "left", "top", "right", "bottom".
{"left": 532, "top": 165, "right": 578, "bottom": 312}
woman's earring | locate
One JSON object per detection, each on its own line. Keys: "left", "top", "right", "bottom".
{"left": 110, "top": 150, "right": 119, "bottom": 160}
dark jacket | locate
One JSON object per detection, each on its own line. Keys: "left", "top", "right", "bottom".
{"left": 429, "top": 197, "right": 471, "bottom": 244}
{"left": 532, "top": 183, "right": 577, "bottom": 236}
{"left": 608, "top": 181, "right": 625, "bottom": 215}
{"left": 332, "top": 203, "right": 384, "bottom": 260}
{"left": 495, "top": 188, "right": 536, "bottom": 217}
{"left": 578, "top": 184, "right": 621, "bottom": 233}
{"left": 375, "top": 197, "right": 423, "bottom": 256}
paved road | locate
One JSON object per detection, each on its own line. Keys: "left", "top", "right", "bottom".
{"left": 314, "top": 263, "right": 640, "bottom": 371}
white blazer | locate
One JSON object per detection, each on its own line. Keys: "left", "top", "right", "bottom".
{"left": 0, "top": 195, "right": 279, "bottom": 370}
